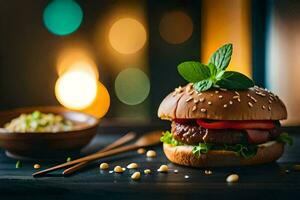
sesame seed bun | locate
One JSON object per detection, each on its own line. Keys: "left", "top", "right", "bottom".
{"left": 158, "top": 84, "right": 287, "bottom": 120}
{"left": 163, "top": 141, "right": 284, "bottom": 167}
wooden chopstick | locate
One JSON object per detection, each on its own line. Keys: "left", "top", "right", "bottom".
{"left": 33, "top": 143, "right": 138, "bottom": 177}
{"left": 62, "top": 132, "right": 136, "bottom": 175}
{"left": 33, "top": 130, "right": 161, "bottom": 177}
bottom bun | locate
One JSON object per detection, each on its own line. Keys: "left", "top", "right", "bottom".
{"left": 163, "top": 141, "right": 284, "bottom": 167}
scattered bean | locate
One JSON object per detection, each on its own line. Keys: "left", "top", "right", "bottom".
{"left": 226, "top": 174, "right": 239, "bottom": 183}
{"left": 144, "top": 169, "right": 151, "bottom": 174}
{"left": 174, "top": 169, "right": 178, "bottom": 174}
{"left": 204, "top": 170, "right": 212, "bottom": 175}
{"left": 131, "top": 172, "right": 141, "bottom": 180}
{"left": 100, "top": 163, "right": 109, "bottom": 170}
{"left": 137, "top": 148, "right": 146, "bottom": 154}
{"left": 127, "top": 163, "right": 138, "bottom": 169}
{"left": 157, "top": 165, "right": 168, "bottom": 173}
{"left": 114, "top": 166, "right": 124, "bottom": 173}
{"left": 34, "top": 164, "right": 41, "bottom": 169}
{"left": 146, "top": 150, "right": 156, "bottom": 158}
{"left": 66, "top": 157, "right": 72, "bottom": 162}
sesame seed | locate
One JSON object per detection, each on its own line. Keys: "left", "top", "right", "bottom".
{"left": 268, "top": 106, "right": 271, "bottom": 111}
{"left": 186, "top": 97, "right": 193, "bottom": 102}
{"left": 175, "top": 86, "right": 183, "bottom": 93}
{"left": 194, "top": 99, "right": 199, "bottom": 104}
{"left": 220, "top": 88, "right": 227, "bottom": 91}
{"left": 255, "top": 92, "right": 266, "bottom": 97}
{"left": 215, "top": 90, "right": 219, "bottom": 94}
{"left": 262, "top": 105, "right": 266, "bottom": 110}
{"left": 198, "top": 93, "right": 202, "bottom": 96}
{"left": 186, "top": 84, "right": 192, "bottom": 92}
{"left": 192, "top": 105, "right": 197, "bottom": 111}
{"left": 247, "top": 94, "right": 250, "bottom": 97}
{"left": 234, "top": 91, "right": 240, "bottom": 96}
{"left": 248, "top": 102, "right": 253, "bottom": 107}
{"left": 210, "top": 94, "right": 214, "bottom": 97}
{"left": 229, "top": 100, "right": 233, "bottom": 105}
{"left": 250, "top": 96, "right": 257, "bottom": 103}
{"left": 200, "top": 108, "right": 206, "bottom": 113}
{"left": 184, "top": 175, "right": 189, "bottom": 179}
{"left": 219, "top": 95, "right": 223, "bottom": 99}
{"left": 223, "top": 104, "right": 228, "bottom": 108}
{"left": 237, "top": 98, "right": 241, "bottom": 102}
{"left": 188, "top": 90, "right": 194, "bottom": 95}
{"left": 204, "top": 170, "right": 212, "bottom": 175}
{"left": 208, "top": 101, "right": 212, "bottom": 105}
{"left": 199, "top": 98, "right": 205, "bottom": 102}
{"left": 233, "top": 96, "right": 239, "bottom": 99}
{"left": 268, "top": 99, "right": 272, "bottom": 104}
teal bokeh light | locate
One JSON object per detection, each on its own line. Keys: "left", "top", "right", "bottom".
{"left": 43, "top": 0, "right": 83, "bottom": 36}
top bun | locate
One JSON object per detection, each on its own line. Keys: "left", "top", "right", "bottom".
{"left": 158, "top": 84, "right": 287, "bottom": 120}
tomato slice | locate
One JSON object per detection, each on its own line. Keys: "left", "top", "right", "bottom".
{"left": 196, "top": 119, "right": 275, "bottom": 130}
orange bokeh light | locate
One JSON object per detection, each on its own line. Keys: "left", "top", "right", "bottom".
{"left": 159, "top": 11, "right": 193, "bottom": 44}
{"left": 108, "top": 17, "right": 147, "bottom": 54}
{"left": 82, "top": 82, "right": 110, "bottom": 118}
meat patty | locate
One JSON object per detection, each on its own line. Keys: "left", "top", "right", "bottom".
{"left": 171, "top": 122, "right": 280, "bottom": 145}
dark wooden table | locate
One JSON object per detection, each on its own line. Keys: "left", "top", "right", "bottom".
{"left": 0, "top": 121, "right": 300, "bottom": 200}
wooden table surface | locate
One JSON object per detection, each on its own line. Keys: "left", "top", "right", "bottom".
{"left": 0, "top": 122, "right": 300, "bottom": 200}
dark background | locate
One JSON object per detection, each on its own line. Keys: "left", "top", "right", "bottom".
{"left": 0, "top": 0, "right": 294, "bottom": 121}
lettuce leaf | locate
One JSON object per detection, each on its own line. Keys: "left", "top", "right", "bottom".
{"left": 161, "top": 131, "right": 292, "bottom": 159}
{"left": 160, "top": 131, "right": 183, "bottom": 146}
{"left": 277, "top": 132, "right": 293, "bottom": 146}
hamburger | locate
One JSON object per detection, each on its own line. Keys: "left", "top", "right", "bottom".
{"left": 158, "top": 43, "right": 292, "bottom": 167}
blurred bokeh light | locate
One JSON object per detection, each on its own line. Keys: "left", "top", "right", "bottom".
{"left": 109, "top": 18, "right": 147, "bottom": 54}
{"left": 159, "top": 11, "right": 193, "bottom": 44}
{"left": 82, "top": 82, "right": 110, "bottom": 118}
{"left": 115, "top": 68, "right": 150, "bottom": 105}
{"left": 57, "top": 48, "right": 99, "bottom": 79}
{"left": 43, "top": 0, "right": 83, "bottom": 36}
{"left": 55, "top": 70, "right": 97, "bottom": 110}
{"left": 201, "top": 0, "right": 251, "bottom": 76}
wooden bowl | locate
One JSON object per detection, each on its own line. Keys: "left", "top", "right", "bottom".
{"left": 0, "top": 106, "right": 99, "bottom": 159}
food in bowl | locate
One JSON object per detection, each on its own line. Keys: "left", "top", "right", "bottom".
{"left": 4, "top": 111, "right": 74, "bottom": 132}
{"left": 158, "top": 43, "right": 292, "bottom": 167}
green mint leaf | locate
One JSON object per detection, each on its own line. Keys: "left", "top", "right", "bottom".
{"left": 177, "top": 61, "right": 210, "bottom": 83}
{"left": 208, "top": 63, "right": 217, "bottom": 77}
{"left": 216, "top": 71, "right": 254, "bottom": 90}
{"left": 209, "top": 43, "right": 233, "bottom": 70}
{"left": 193, "top": 79, "right": 213, "bottom": 92}
{"left": 215, "top": 70, "right": 225, "bottom": 80}
{"left": 277, "top": 133, "right": 293, "bottom": 146}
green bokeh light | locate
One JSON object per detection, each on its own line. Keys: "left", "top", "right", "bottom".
{"left": 43, "top": 0, "right": 83, "bottom": 36}
{"left": 115, "top": 68, "right": 150, "bottom": 105}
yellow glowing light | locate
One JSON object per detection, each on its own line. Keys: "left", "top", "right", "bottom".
{"left": 82, "top": 82, "right": 110, "bottom": 118}
{"left": 201, "top": 0, "right": 251, "bottom": 76}
{"left": 55, "top": 70, "right": 97, "bottom": 110}
{"left": 109, "top": 18, "right": 147, "bottom": 54}
{"left": 159, "top": 11, "right": 193, "bottom": 44}
{"left": 57, "top": 48, "right": 99, "bottom": 79}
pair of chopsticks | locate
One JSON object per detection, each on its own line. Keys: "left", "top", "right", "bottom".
{"left": 63, "top": 131, "right": 136, "bottom": 175}
{"left": 33, "top": 130, "right": 162, "bottom": 177}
